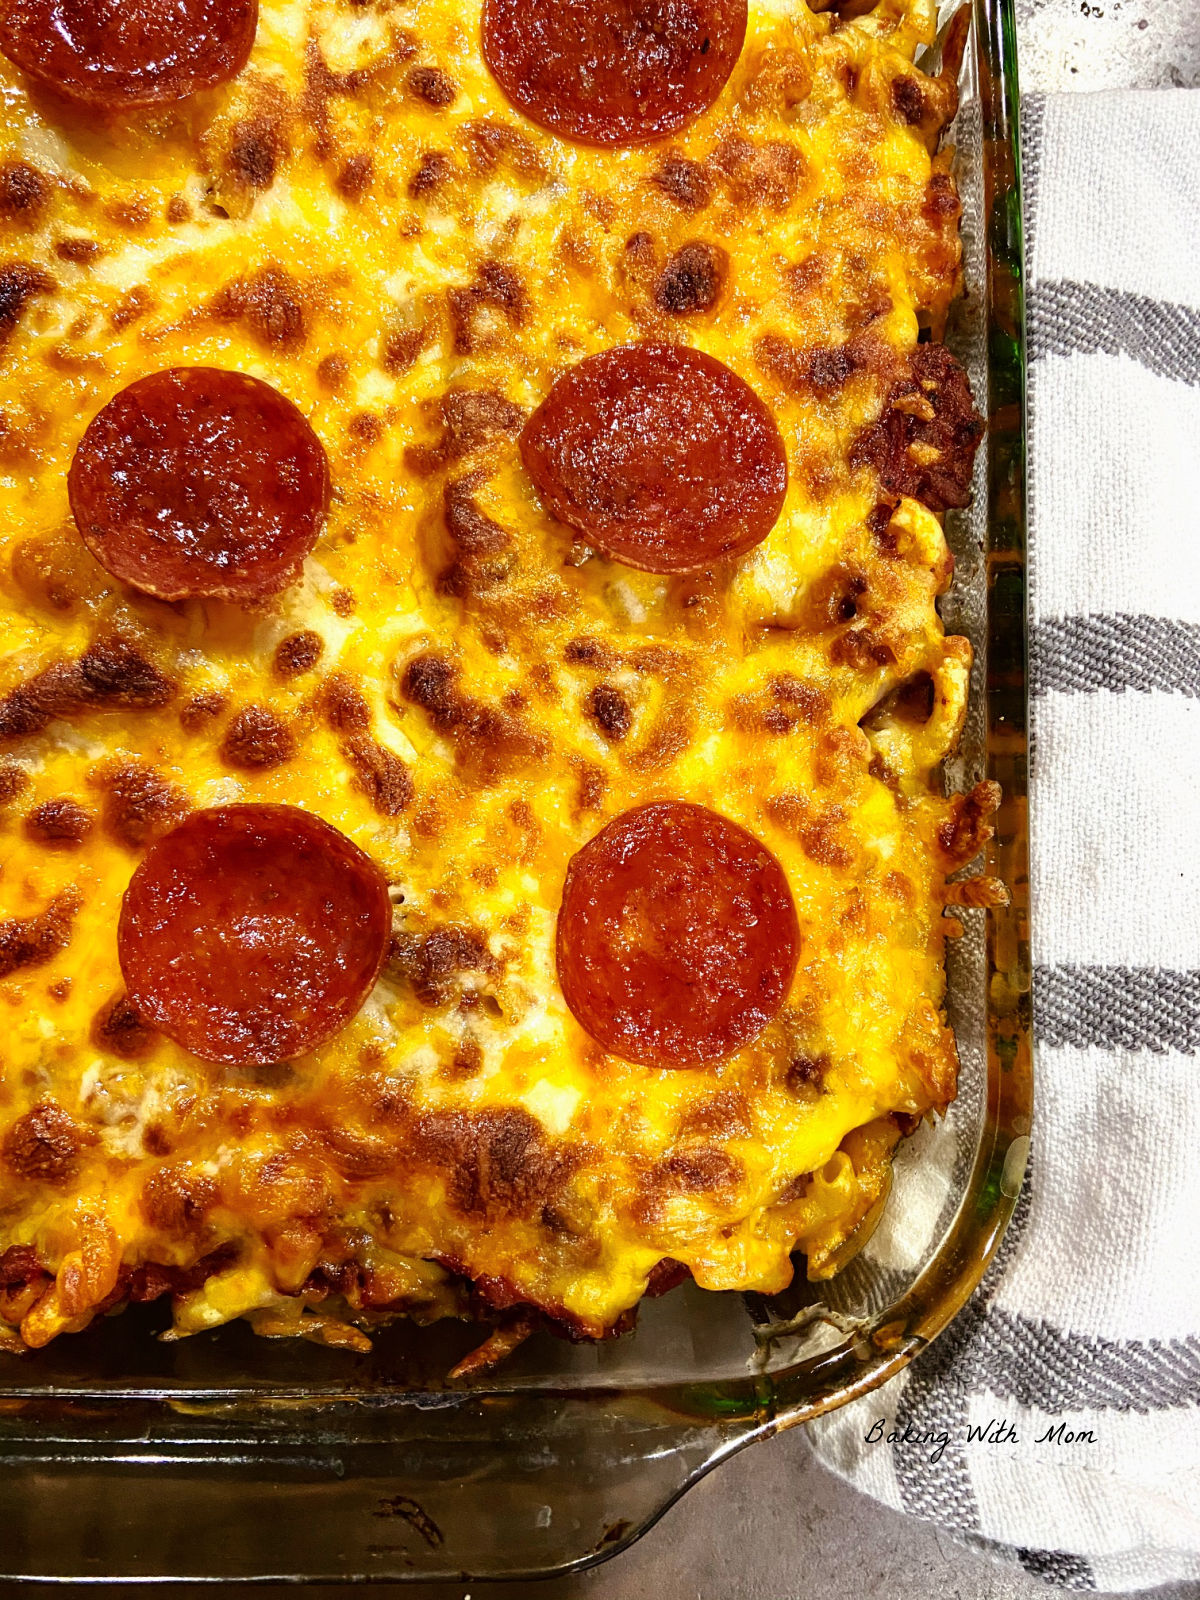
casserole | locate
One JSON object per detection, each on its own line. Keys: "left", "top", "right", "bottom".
{"left": 0, "top": 0, "right": 1028, "bottom": 1577}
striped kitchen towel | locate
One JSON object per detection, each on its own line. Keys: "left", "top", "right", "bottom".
{"left": 807, "top": 90, "right": 1200, "bottom": 1593}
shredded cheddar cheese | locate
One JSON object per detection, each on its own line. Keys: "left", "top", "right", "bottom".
{"left": 0, "top": 0, "right": 994, "bottom": 1356}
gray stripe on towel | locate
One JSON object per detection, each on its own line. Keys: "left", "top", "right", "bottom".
{"left": 957, "top": 1312, "right": 1200, "bottom": 1414}
{"left": 1019, "top": 95, "right": 1046, "bottom": 267}
{"left": 1032, "top": 614, "right": 1200, "bottom": 697}
{"left": 1036, "top": 966, "right": 1200, "bottom": 1053}
{"left": 1017, "top": 1549, "right": 1097, "bottom": 1590}
{"left": 891, "top": 1171, "right": 1034, "bottom": 1532}
{"left": 1030, "top": 279, "right": 1200, "bottom": 386}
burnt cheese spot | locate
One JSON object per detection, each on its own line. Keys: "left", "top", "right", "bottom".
{"left": 623, "top": 228, "right": 656, "bottom": 281}
{"left": 677, "top": 1089, "right": 754, "bottom": 1140}
{"left": 756, "top": 331, "right": 858, "bottom": 397}
{"left": 440, "top": 474, "right": 513, "bottom": 597}
{"left": 937, "top": 779, "right": 1001, "bottom": 865}
{"left": 0, "top": 890, "right": 80, "bottom": 981}
{"left": 98, "top": 761, "right": 190, "bottom": 849}
{"left": 179, "top": 690, "right": 227, "bottom": 731}
{"left": 564, "top": 636, "right": 617, "bottom": 670}
{"left": 141, "top": 1165, "right": 218, "bottom": 1231}
{"left": 77, "top": 637, "right": 174, "bottom": 704}
{"left": 830, "top": 626, "right": 894, "bottom": 669}
{"left": 654, "top": 242, "right": 726, "bottom": 315}
{"left": 347, "top": 410, "right": 383, "bottom": 445}
{"left": 400, "top": 652, "right": 547, "bottom": 781}
{"left": 448, "top": 260, "right": 527, "bottom": 354}
{"left": 24, "top": 796, "right": 93, "bottom": 846}
{"left": 343, "top": 735, "right": 413, "bottom": 816}
{"left": 209, "top": 266, "right": 306, "bottom": 351}
{"left": 440, "top": 389, "right": 525, "bottom": 456}
{"left": 316, "top": 352, "right": 349, "bottom": 392}
{"left": 711, "top": 136, "right": 804, "bottom": 211}
{"left": 410, "top": 1106, "right": 575, "bottom": 1222}
{"left": 0, "top": 161, "right": 50, "bottom": 223}
{"left": 891, "top": 74, "right": 928, "bottom": 125}
{"left": 109, "top": 285, "right": 155, "bottom": 331}
{"left": 273, "top": 629, "right": 324, "bottom": 679}
{"left": 651, "top": 154, "right": 712, "bottom": 212}
{"left": 443, "top": 1036, "right": 484, "bottom": 1081}
{"left": 444, "top": 476, "right": 509, "bottom": 555}
{"left": 0, "top": 261, "right": 55, "bottom": 346}
{"left": 91, "top": 992, "right": 159, "bottom": 1060}
{"left": 220, "top": 705, "right": 296, "bottom": 769}
{"left": 809, "top": 563, "right": 869, "bottom": 626}
{"left": 336, "top": 153, "right": 374, "bottom": 200}
{"left": 408, "top": 65, "right": 457, "bottom": 106}
{"left": 924, "top": 169, "right": 961, "bottom": 224}
{"left": 408, "top": 150, "right": 453, "bottom": 198}
{"left": 661, "top": 1148, "right": 742, "bottom": 1191}
{"left": 387, "top": 925, "right": 493, "bottom": 1006}
{"left": 0, "top": 762, "right": 29, "bottom": 805}
{"left": 786, "top": 1053, "right": 830, "bottom": 1094}
{"left": 586, "top": 683, "right": 632, "bottom": 741}
{"left": 850, "top": 344, "right": 984, "bottom": 512}
{"left": 321, "top": 672, "right": 371, "bottom": 732}
{"left": 464, "top": 119, "right": 546, "bottom": 180}
{"left": 2, "top": 1102, "right": 88, "bottom": 1185}
{"left": 0, "top": 637, "right": 174, "bottom": 740}
{"left": 408, "top": 388, "right": 525, "bottom": 473}
{"left": 104, "top": 198, "right": 154, "bottom": 232}
{"left": 380, "top": 324, "right": 428, "bottom": 375}
{"left": 0, "top": 1243, "right": 46, "bottom": 1289}
{"left": 54, "top": 237, "right": 101, "bottom": 263}
{"left": 227, "top": 117, "right": 284, "bottom": 191}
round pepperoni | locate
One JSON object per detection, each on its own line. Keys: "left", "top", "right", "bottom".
{"left": 521, "top": 344, "right": 787, "bottom": 574}
{"left": 482, "top": 0, "right": 745, "bottom": 147}
{"left": 69, "top": 368, "right": 330, "bottom": 604}
{"left": 556, "top": 801, "right": 799, "bottom": 1069}
{"left": 0, "top": 0, "right": 257, "bottom": 109}
{"left": 118, "top": 806, "right": 391, "bottom": 1066}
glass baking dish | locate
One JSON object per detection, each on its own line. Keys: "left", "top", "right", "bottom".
{"left": 0, "top": 0, "right": 1029, "bottom": 1578}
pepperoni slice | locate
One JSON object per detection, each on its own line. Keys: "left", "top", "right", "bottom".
{"left": 521, "top": 344, "right": 787, "bottom": 574}
{"left": 482, "top": 0, "right": 746, "bottom": 146}
{"left": 69, "top": 368, "right": 330, "bottom": 604}
{"left": 556, "top": 801, "right": 799, "bottom": 1069}
{"left": 0, "top": 0, "right": 257, "bottom": 109}
{"left": 118, "top": 806, "right": 391, "bottom": 1066}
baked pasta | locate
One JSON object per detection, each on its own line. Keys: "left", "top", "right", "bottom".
{"left": 0, "top": 0, "right": 998, "bottom": 1363}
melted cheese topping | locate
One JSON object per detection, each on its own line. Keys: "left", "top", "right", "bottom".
{"left": 0, "top": 0, "right": 980, "bottom": 1351}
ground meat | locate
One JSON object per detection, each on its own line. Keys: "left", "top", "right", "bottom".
{"left": 851, "top": 344, "right": 984, "bottom": 512}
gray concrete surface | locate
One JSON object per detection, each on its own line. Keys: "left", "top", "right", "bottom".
{"left": 1016, "top": 0, "right": 1200, "bottom": 93}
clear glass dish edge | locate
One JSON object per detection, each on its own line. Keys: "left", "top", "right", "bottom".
{"left": 0, "top": 0, "right": 1030, "bottom": 1577}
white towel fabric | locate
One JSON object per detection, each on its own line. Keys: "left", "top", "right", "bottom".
{"left": 806, "top": 90, "right": 1200, "bottom": 1592}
